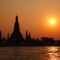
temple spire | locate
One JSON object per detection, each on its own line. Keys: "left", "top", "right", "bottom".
{"left": 9, "top": 15, "right": 24, "bottom": 45}
{"left": 16, "top": 15, "right": 18, "bottom": 22}
{"left": 14, "top": 15, "right": 20, "bottom": 33}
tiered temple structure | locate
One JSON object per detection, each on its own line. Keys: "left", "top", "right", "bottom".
{"left": 8, "top": 15, "right": 24, "bottom": 45}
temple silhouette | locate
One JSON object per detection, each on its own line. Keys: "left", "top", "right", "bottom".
{"left": 0, "top": 15, "right": 60, "bottom": 47}
{"left": 7, "top": 15, "right": 24, "bottom": 46}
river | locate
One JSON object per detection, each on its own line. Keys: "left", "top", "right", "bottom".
{"left": 0, "top": 46, "right": 60, "bottom": 60}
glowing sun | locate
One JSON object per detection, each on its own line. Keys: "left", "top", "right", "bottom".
{"left": 47, "top": 17, "right": 58, "bottom": 27}
{"left": 49, "top": 19, "right": 56, "bottom": 25}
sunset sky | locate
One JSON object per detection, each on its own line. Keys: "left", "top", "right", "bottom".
{"left": 0, "top": 0, "right": 60, "bottom": 40}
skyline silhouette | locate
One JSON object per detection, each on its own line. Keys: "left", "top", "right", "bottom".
{"left": 0, "top": 15, "right": 60, "bottom": 46}
{"left": 0, "top": 0, "right": 60, "bottom": 40}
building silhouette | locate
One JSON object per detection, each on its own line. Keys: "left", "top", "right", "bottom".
{"left": 0, "top": 31, "right": 2, "bottom": 40}
{"left": 0, "top": 31, "right": 6, "bottom": 46}
{"left": 0, "top": 15, "right": 60, "bottom": 46}
{"left": 41, "top": 37, "right": 54, "bottom": 46}
{"left": 8, "top": 15, "right": 24, "bottom": 46}
{"left": 0, "top": 31, "right": 2, "bottom": 45}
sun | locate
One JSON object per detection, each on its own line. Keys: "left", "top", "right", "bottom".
{"left": 47, "top": 17, "right": 58, "bottom": 28}
{"left": 49, "top": 19, "right": 56, "bottom": 25}
{"left": 50, "top": 20, "right": 56, "bottom": 24}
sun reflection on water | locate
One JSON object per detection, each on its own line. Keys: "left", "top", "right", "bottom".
{"left": 47, "top": 47, "right": 59, "bottom": 60}
{"left": 47, "top": 47, "right": 58, "bottom": 52}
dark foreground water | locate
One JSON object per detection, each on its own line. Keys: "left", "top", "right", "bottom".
{"left": 0, "top": 46, "right": 60, "bottom": 60}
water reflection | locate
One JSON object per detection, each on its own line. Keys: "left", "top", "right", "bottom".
{"left": 47, "top": 47, "right": 59, "bottom": 60}
{"left": 47, "top": 47, "right": 58, "bottom": 52}
{"left": 0, "top": 47, "right": 60, "bottom": 60}
{"left": 49, "top": 53, "right": 58, "bottom": 60}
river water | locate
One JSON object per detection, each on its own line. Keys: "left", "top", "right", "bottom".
{"left": 0, "top": 46, "right": 60, "bottom": 60}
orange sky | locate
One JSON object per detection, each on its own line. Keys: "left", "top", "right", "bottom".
{"left": 0, "top": 0, "right": 60, "bottom": 40}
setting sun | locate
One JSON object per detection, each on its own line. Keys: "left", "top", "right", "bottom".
{"left": 47, "top": 17, "right": 58, "bottom": 28}
{"left": 50, "top": 20, "right": 56, "bottom": 24}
